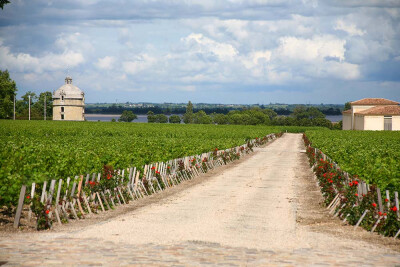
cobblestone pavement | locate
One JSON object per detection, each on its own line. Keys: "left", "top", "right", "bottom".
{"left": 1, "top": 134, "right": 399, "bottom": 266}
{"left": 1, "top": 237, "right": 400, "bottom": 266}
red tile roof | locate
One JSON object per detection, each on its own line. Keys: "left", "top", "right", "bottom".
{"left": 355, "top": 105, "right": 400, "bottom": 116}
{"left": 342, "top": 109, "right": 352, "bottom": 114}
{"left": 351, "top": 98, "right": 399, "bottom": 105}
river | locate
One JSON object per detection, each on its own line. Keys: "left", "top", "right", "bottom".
{"left": 85, "top": 114, "right": 343, "bottom": 123}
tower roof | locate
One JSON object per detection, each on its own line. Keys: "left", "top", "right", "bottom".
{"left": 53, "top": 77, "right": 84, "bottom": 99}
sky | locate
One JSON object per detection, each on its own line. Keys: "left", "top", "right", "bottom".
{"left": 0, "top": 0, "right": 399, "bottom": 104}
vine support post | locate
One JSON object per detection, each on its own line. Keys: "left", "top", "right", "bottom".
{"left": 14, "top": 185, "right": 26, "bottom": 229}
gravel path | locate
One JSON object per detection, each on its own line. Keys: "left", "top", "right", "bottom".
{"left": 1, "top": 133, "right": 399, "bottom": 266}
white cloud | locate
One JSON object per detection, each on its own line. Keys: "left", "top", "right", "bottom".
{"left": 334, "top": 19, "right": 366, "bottom": 36}
{"left": 0, "top": 40, "right": 84, "bottom": 73}
{"left": 96, "top": 56, "right": 115, "bottom": 70}
{"left": 122, "top": 54, "right": 157, "bottom": 75}
{"left": 182, "top": 33, "right": 238, "bottom": 61}
{"left": 275, "top": 35, "right": 346, "bottom": 62}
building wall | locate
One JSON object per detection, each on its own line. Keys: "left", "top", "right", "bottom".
{"left": 392, "top": 116, "right": 400, "bottom": 131}
{"left": 53, "top": 99, "right": 84, "bottom": 121}
{"left": 364, "top": 116, "right": 384, "bottom": 130}
{"left": 351, "top": 105, "right": 376, "bottom": 130}
{"left": 354, "top": 115, "right": 364, "bottom": 130}
{"left": 342, "top": 114, "right": 352, "bottom": 130}
{"left": 351, "top": 105, "right": 376, "bottom": 113}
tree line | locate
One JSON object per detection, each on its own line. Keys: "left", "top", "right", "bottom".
{"left": 145, "top": 101, "right": 339, "bottom": 129}
{"left": 0, "top": 70, "right": 53, "bottom": 120}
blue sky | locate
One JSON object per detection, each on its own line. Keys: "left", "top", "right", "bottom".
{"left": 0, "top": 0, "right": 399, "bottom": 104}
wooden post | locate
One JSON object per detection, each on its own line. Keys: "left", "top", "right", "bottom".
{"left": 76, "top": 176, "right": 85, "bottom": 217}
{"left": 117, "top": 188, "right": 127, "bottom": 204}
{"left": 101, "top": 191, "right": 111, "bottom": 210}
{"left": 354, "top": 210, "right": 368, "bottom": 229}
{"left": 115, "top": 189, "right": 122, "bottom": 205}
{"left": 395, "top": 192, "right": 399, "bottom": 218}
{"left": 377, "top": 188, "right": 383, "bottom": 213}
{"left": 13, "top": 185, "right": 26, "bottom": 228}
{"left": 371, "top": 216, "right": 382, "bottom": 232}
{"left": 386, "top": 190, "right": 390, "bottom": 209}
{"left": 28, "top": 183, "right": 36, "bottom": 221}
{"left": 55, "top": 179, "right": 63, "bottom": 206}
{"left": 96, "top": 192, "right": 105, "bottom": 211}
{"left": 40, "top": 181, "right": 47, "bottom": 203}
{"left": 54, "top": 208, "right": 62, "bottom": 225}
{"left": 82, "top": 191, "right": 92, "bottom": 214}
{"left": 107, "top": 189, "right": 116, "bottom": 207}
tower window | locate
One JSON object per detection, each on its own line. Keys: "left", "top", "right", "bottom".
{"left": 61, "top": 114, "right": 64, "bottom": 120}
{"left": 61, "top": 107, "right": 64, "bottom": 112}
{"left": 61, "top": 95, "right": 64, "bottom": 101}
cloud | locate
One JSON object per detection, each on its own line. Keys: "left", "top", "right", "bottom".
{"left": 96, "top": 56, "right": 115, "bottom": 70}
{"left": 334, "top": 19, "right": 366, "bottom": 36}
{"left": 0, "top": 0, "right": 399, "bottom": 104}
{"left": 0, "top": 40, "right": 84, "bottom": 73}
{"left": 181, "top": 33, "right": 238, "bottom": 61}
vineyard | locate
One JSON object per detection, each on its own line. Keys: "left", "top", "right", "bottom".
{"left": 0, "top": 120, "right": 315, "bottom": 207}
{"left": 305, "top": 130, "right": 400, "bottom": 192}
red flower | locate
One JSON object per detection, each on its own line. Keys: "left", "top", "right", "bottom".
{"left": 391, "top": 206, "right": 398, "bottom": 212}
{"left": 167, "top": 166, "right": 171, "bottom": 169}
{"left": 107, "top": 174, "right": 112, "bottom": 179}
{"left": 45, "top": 210, "right": 50, "bottom": 214}
{"left": 156, "top": 171, "right": 160, "bottom": 174}
{"left": 151, "top": 166, "right": 156, "bottom": 170}
{"left": 383, "top": 213, "right": 387, "bottom": 216}
{"left": 353, "top": 181, "right": 358, "bottom": 185}
{"left": 349, "top": 182, "right": 353, "bottom": 187}
{"left": 372, "top": 203, "right": 377, "bottom": 207}
{"left": 384, "top": 198, "right": 389, "bottom": 202}
{"left": 378, "top": 211, "right": 383, "bottom": 216}
{"left": 355, "top": 193, "right": 358, "bottom": 197}
{"left": 26, "top": 195, "right": 30, "bottom": 199}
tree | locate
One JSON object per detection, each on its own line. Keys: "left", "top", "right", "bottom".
{"left": 169, "top": 115, "right": 181, "bottom": 124}
{"left": 118, "top": 110, "right": 137, "bottom": 122}
{"left": 193, "top": 110, "right": 212, "bottom": 124}
{"left": 32, "top": 91, "right": 53, "bottom": 119}
{"left": 0, "top": 70, "right": 17, "bottom": 119}
{"left": 0, "top": 0, "right": 10, "bottom": 10}
{"left": 183, "top": 101, "right": 194, "bottom": 124}
{"left": 155, "top": 114, "right": 168, "bottom": 123}
{"left": 212, "top": 113, "right": 228, "bottom": 125}
{"left": 344, "top": 102, "right": 351, "bottom": 111}
{"left": 147, "top": 111, "right": 156, "bottom": 123}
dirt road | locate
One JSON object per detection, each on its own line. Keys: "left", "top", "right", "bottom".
{"left": 1, "top": 133, "right": 399, "bottom": 266}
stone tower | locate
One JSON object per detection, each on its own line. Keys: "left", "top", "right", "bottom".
{"left": 52, "top": 76, "right": 85, "bottom": 121}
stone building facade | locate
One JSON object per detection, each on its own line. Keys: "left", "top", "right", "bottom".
{"left": 52, "top": 77, "right": 85, "bottom": 121}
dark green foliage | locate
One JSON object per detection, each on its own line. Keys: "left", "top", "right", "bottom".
{"left": 147, "top": 111, "right": 156, "bottom": 123}
{"left": 118, "top": 110, "right": 137, "bottom": 122}
{"left": 168, "top": 115, "right": 181, "bottom": 124}
{"left": 306, "top": 130, "right": 400, "bottom": 192}
{"left": 0, "top": 70, "right": 17, "bottom": 119}
{"left": 0, "top": 0, "right": 10, "bottom": 9}
{"left": 155, "top": 114, "right": 168, "bottom": 123}
{"left": 183, "top": 101, "right": 194, "bottom": 124}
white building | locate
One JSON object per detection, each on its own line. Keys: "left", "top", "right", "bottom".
{"left": 342, "top": 98, "right": 400, "bottom": 131}
{"left": 52, "top": 77, "right": 85, "bottom": 121}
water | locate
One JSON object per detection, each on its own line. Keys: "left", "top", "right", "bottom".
{"left": 85, "top": 114, "right": 343, "bottom": 123}
{"left": 325, "top": 115, "right": 342, "bottom": 122}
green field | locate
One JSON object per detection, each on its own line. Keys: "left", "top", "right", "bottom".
{"left": 305, "top": 130, "right": 400, "bottom": 192}
{"left": 0, "top": 120, "right": 316, "bottom": 206}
